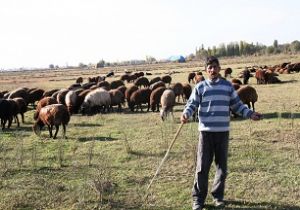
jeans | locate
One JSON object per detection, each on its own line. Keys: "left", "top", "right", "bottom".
{"left": 192, "top": 131, "right": 229, "bottom": 205}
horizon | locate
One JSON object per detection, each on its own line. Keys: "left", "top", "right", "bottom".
{"left": 1, "top": 0, "right": 300, "bottom": 69}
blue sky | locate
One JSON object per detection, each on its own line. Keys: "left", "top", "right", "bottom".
{"left": 0, "top": 0, "right": 299, "bottom": 69}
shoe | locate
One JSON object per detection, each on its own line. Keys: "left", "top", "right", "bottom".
{"left": 192, "top": 201, "right": 204, "bottom": 210}
{"left": 213, "top": 199, "right": 225, "bottom": 207}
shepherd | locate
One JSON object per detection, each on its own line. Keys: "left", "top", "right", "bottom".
{"left": 180, "top": 56, "right": 262, "bottom": 210}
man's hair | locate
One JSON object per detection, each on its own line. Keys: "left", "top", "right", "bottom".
{"left": 205, "top": 56, "right": 219, "bottom": 67}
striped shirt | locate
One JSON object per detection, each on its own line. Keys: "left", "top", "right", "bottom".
{"left": 183, "top": 78, "right": 253, "bottom": 132}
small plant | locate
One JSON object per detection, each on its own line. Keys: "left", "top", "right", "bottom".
{"left": 123, "top": 131, "right": 132, "bottom": 154}
{"left": 87, "top": 140, "right": 95, "bottom": 166}
{"left": 88, "top": 155, "right": 116, "bottom": 206}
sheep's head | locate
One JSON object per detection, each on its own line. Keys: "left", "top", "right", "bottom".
{"left": 32, "top": 121, "right": 43, "bottom": 136}
{"left": 160, "top": 109, "right": 167, "bottom": 121}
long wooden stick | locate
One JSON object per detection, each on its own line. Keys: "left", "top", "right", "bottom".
{"left": 145, "top": 122, "right": 184, "bottom": 197}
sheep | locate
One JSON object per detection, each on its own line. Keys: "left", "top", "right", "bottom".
{"left": 188, "top": 72, "right": 196, "bottom": 83}
{"left": 134, "top": 77, "right": 150, "bottom": 88}
{"left": 12, "top": 97, "right": 27, "bottom": 125}
{"left": 160, "top": 89, "right": 176, "bottom": 121}
{"left": 81, "top": 88, "right": 111, "bottom": 115}
{"left": 0, "top": 99, "right": 13, "bottom": 130}
{"left": 161, "top": 75, "right": 172, "bottom": 86}
{"left": 182, "top": 83, "right": 192, "bottom": 102}
{"left": 170, "top": 82, "right": 184, "bottom": 102}
{"left": 237, "top": 85, "right": 258, "bottom": 111}
{"left": 82, "top": 82, "right": 96, "bottom": 89}
{"left": 106, "top": 71, "right": 114, "bottom": 77}
{"left": 125, "top": 85, "right": 139, "bottom": 106}
{"left": 76, "top": 76, "right": 83, "bottom": 84}
{"left": 116, "top": 85, "right": 127, "bottom": 100}
{"left": 224, "top": 67, "right": 232, "bottom": 78}
{"left": 8, "top": 87, "right": 30, "bottom": 105}
{"left": 65, "top": 90, "right": 78, "bottom": 114}
{"left": 75, "top": 89, "right": 91, "bottom": 113}
{"left": 194, "top": 74, "right": 205, "bottom": 84}
{"left": 149, "top": 77, "right": 161, "bottom": 85}
{"left": 97, "top": 81, "right": 111, "bottom": 90}
{"left": 110, "top": 80, "right": 125, "bottom": 89}
{"left": 68, "top": 83, "right": 82, "bottom": 90}
{"left": 43, "top": 88, "right": 60, "bottom": 97}
{"left": 109, "top": 89, "right": 124, "bottom": 112}
{"left": 128, "top": 88, "right": 151, "bottom": 112}
{"left": 27, "top": 88, "right": 45, "bottom": 108}
{"left": 120, "top": 74, "right": 131, "bottom": 82}
{"left": 232, "top": 83, "right": 241, "bottom": 90}
{"left": 134, "top": 72, "right": 144, "bottom": 78}
{"left": 149, "top": 81, "right": 166, "bottom": 91}
{"left": 33, "top": 104, "right": 70, "bottom": 139}
{"left": 34, "top": 97, "right": 58, "bottom": 120}
{"left": 56, "top": 89, "right": 69, "bottom": 105}
{"left": 150, "top": 86, "right": 166, "bottom": 112}
{"left": 231, "top": 78, "right": 243, "bottom": 85}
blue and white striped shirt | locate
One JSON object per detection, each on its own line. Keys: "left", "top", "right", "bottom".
{"left": 183, "top": 78, "right": 253, "bottom": 132}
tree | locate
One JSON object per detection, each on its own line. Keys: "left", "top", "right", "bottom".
{"left": 49, "top": 64, "right": 54, "bottom": 69}
{"left": 290, "top": 40, "right": 300, "bottom": 53}
{"left": 96, "top": 59, "right": 105, "bottom": 68}
{"left": 146, "top": 56, "right": 156, "bottom": 64}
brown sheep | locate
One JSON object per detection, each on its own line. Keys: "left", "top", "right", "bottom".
{"left": 170, "top": 82, "right": 184, "bottom": 102}
{"left": 224, "top": 67, "right": 232, "bottom": 78}
{"left": 194, "top": 74, "right": 205, "bottom": 84}
{"left": 150, "top": 86, "right": 166, "bottom": 112}
{"left": 34, "top": 97, "right": 58, "bottom": 120}
{"left": 134, "top": 77, "right": 150, "bottom": 88}
{"left": 149, "top": 77, "right": 161, "bottom": 85}
{"left": 109, "top": 89, "right": 124, "bottom": 112}
{"left": 149, "top": 81, "right": 166, "bottom": 91}
{"left": 161, "top": 75, "right": 172, "bottom": 86}
{"left": 237, "top": 85, "right": 258, "bottom": 111}
{"left": 188, "top": 72, "right": 196, "bottom": 83}
{"left": 12, "top": 97, "right": 27, "bottom": 125}
{"left": 110, "top": 80, "right": 125, "bottom": 89}
{"left": 76, "top": 77, "right": 83, "bottom": 84}
{"left": 33, "top": 104, "right": 70, "bottom": 139}
{"left": 27, "top": 88, "right": 45, "bottom": 108}
{"left": 43, "top": 89, "right": 60, "bottom": 97}
{"left": 182, "top": 83, "right": 192, "bottom": 102}
{"left": 128, "top": 88, "right": 151, "bottom": 112}
{"left": 125, "top": 85, "right": 139, "bottom": 106}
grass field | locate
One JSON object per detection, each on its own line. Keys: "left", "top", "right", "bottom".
{"left": 1, "top": 54, "right": 300, "bottom": 210}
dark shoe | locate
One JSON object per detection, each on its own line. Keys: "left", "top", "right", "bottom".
{"left": 192, "top": 201, "right": 204, "bottom": 210}
{"left": 213, "top": 199, "right": 225, "bottom": 207}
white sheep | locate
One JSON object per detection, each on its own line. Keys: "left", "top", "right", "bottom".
{"left": 160, "top": 89, "right": 176, "bottom": 121}
{"left": 81, "top": 88, "right": 111, "bottom": 115}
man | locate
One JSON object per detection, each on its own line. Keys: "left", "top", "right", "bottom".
{"left": 180, "top": 56, "right": 262, "bottom": 210}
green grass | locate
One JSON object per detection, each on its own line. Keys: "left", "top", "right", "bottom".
{"left": 1, "top": 54, "right": 300, "bottom": 209}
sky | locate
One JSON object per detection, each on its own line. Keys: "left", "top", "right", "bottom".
{"left": 0, "top": 0, "right": 299, "bottom": 69}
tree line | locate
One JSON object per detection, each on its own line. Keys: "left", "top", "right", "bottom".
{"left": 194, "top": 40, "right": 300, "bottom": 60}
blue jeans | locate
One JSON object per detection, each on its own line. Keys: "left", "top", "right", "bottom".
{"left": 192, "top": 131, "right": 229, "bottom": 205}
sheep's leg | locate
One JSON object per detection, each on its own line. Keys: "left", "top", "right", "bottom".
{"left": 156, "top": 103, "right": 160, "bottom": 112}
{"left": 21, "top": 113, "right": 25, "bottom": 123}
{"left": 15, "top": 115, "right": 20, "bottom": 127}
{"left": 53, "top": 125, "right": 59, "bottom": 139}
{"left": 62, "top": 124, "right": 66, "bottom": 139}
{"left": 252, "top": 102, "right": 255, "bottom": 112}
{"left": 7, "top": 117, "right": 13, "bottom": 129}
{"left": 48, "top": 125, "right": 53, "bottom": 138}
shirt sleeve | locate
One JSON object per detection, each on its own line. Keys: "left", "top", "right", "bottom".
{"left": 182, "top": 85, "right": 202, "bottom": 119}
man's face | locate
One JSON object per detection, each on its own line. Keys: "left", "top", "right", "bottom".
{"left": 206, "top": 62, "right": 220, "bottom": 80}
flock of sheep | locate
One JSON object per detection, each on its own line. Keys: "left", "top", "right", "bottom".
{"left": 2, "top": 61, "right": 298, "bottom": 138}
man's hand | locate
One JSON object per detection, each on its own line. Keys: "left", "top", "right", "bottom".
{"left": 250, "top": 112, "right": 263, "bottom": 121}
{"left": 180, "top": 114, "right": 189, "bottom": 123}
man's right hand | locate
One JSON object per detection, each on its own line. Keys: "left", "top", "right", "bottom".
{"left": 180, "top": 114, "right": 189, "bottom": 124}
